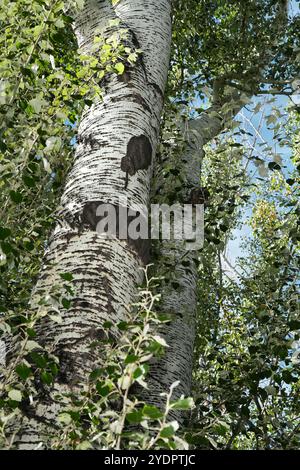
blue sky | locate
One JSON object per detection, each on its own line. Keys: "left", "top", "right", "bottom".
{"left": 225, "top": 0, "right": 300, "bottom": 273}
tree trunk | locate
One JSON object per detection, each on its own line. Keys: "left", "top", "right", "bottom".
{"left": 13, "top": 0, "right": 171, "bottom": 449}
{"left": 141, "top": 95, "right": 246, "bottom": 418}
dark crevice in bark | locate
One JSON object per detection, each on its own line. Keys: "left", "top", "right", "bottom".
{"left": 117, "top": 69, "right": 131, "bottom": 84}
{"left": 148, "top": 81, "right": 164, "bottom": 99}
{"left": 186, "top": 187, "right": 210, "bottom": 206}
{"left": 111, "top": 92, "right": 152, "bottom": 114}
{"left": 76, "top": 133, "right": 101, "bottom": 150}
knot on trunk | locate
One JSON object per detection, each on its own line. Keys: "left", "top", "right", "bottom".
{"left": 121, "top": 135, "right": 152, "bottom": 188}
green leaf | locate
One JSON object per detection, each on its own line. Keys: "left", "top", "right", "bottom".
{"left": 125, "top": 354, "right": 139, "bottom": 364}
{"left": 15, "top": 363, "right": 32, "bottom": 380}
{"left": 30, "top": 352, "right": 47, "bottom": 368}
{"left": 1, "top": 241, "right": 13, "bottom": 254}
{"left": 96, "top": 382, "right": 110, "bottom": 397}
{"left": 9, "top": 190, "right": 23, "bottom": 204}
{"left": 133, "top": 364, "right": 148, "bottom": 379}
{"left": 109, "top": 18, "right": 121, "bottom": 26}
{"left": 117, "top": 321, "right": 128, "bottom": 331}
{"left": 90, "top": 368, "right": 102, "bottom": 381}
{"left": 22, "top": 175, "right": 36, "bottom": 188}
{"left": 25, "top": 340, "right": 41, "bottom": 351}
{"left": 41, "top": 371, "right": 53, "bottom": 385}
{"left": 160, "top": 424, "right": 176, "bottom": 438}
{"left": 288, "top": 320, "right": 300, "bottom": 330}
{"left": 62, "top": 298, "right": 71, "bottom": 309}
{"left": 152, "top": 335, "right": 168, "bottom": 347}
{"left": 75, "top": 0, "right": 85, "bottom": 9}
{"left": 58, "top": 412, "right": 72, "bottom": 425}
{"left": 142, "top": 404, "right": 163, "bottom": 419}
{"left": 76, "top": 441, "right": 92, "bottom": 450}
{"left": 170, "top": 397, "right": 194, "bottom": 410}
{"left": 0, "top": 227, "right": 11, "bottom": 240}
{"left": 29, "top": 96, "right": 45, "bottom": 114}
{"left": 126, "top": 410, "right": 143, "bottom": 423}
{"left": 8, "top": 389, "right": 22, "bottom": 402}
{"left": 59, "top": 272, "right": 73, "bottom": 281}
{"left": 115, "top": 62, "right": 125, "bottom": 75}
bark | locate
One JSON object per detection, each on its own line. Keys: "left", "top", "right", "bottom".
{"left": 13, "top": 0, "right": 171, "bottom": 449}
{"left": 141, "top": 93, "right": 246, "bottom": 417}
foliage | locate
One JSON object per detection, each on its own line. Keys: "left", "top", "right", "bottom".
{"left": 170, "top": 0, "right": 300, "bottom": 104}
{"left": 0, "top": 268, "right": 193, "bottom": 449}
{"left": 189, "top": 105, "right": 300, "bottom": 449}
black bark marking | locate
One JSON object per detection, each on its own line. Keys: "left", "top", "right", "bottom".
{"left": 77, "top": 133, "right": 100, "bottom": 150}
{"left": 149, "top": 81, "right": 164, "bottom": 99}
{"left": 111, "top": 93, "right": 151, "bottom": 114}
{"left": 56, "top": 351, "right": 77, "bottom": 385}
{"left": 81, "top": 201, "right": 150, "bottom": 264}
{"left": 186, "top": 187, "right": 210, "bottom": 207}
{"left": 121, "top": 135, "right": 152, "bottom": 189}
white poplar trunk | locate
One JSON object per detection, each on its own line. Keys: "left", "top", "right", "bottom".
{"left": 13, "top": 0, "right": 171, "bottom": 448}
{"left": 142, "top": 96, "right": 246, "bottom": 419}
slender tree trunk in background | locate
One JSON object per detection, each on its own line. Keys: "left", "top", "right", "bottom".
{"left": 142, "top": 95, "right": 246, "bottom": 418}
{"left": 14, "top": 0, "right": 171, "bottom": 449}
